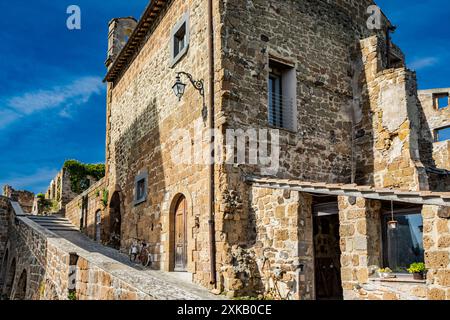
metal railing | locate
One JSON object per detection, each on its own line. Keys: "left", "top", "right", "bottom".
{"left": 268, "top": 92, "right": 295, "bottom": 131}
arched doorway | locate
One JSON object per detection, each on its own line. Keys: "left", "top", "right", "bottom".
{"left": 0, "top": 250, "right": 9, "bottom": 288}
{"left": 3, "top": 258, "right": 16, "bottom": 299}
{"left": 95, "top": 210, "right": 102, "bottom": 243}
{"left": 13, "top": 270, "right": 27, "bottom": 300}
{"left": 109, "top": 192, "right": 122, "bottom": 250}
{"left": 173, "top": 196, "right": 187, "bottom": 272}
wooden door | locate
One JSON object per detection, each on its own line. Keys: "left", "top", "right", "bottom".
{"left": 314, "top": 214, "right": 343, "bottom": 300}
{"left": 174, "top": 196, "right": 187, "bottom": 271}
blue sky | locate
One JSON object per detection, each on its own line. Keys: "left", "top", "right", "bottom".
{"left": 0, "top": 1, "right": 448, "bottom": 194}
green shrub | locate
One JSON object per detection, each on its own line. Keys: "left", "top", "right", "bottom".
{"left": 63, "top": 160, "right": 105, "bottom": 194}
{"left": 68, "top": 291, "right": 77, "bottom": 300}
{"left": 407, "top": 262, "right": 426, "bottom": 274}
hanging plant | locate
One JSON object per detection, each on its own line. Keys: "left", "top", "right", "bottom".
{"left": 101, "top": 189, "right": 109, "bottom": 208}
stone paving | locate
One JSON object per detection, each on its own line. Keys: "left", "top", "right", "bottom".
{"left": 27, "top": 215, "right": 225, "bottom": 300}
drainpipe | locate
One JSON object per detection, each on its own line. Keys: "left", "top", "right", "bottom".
{"left": 207, "top": 0, "right": 217, "bottom": 287}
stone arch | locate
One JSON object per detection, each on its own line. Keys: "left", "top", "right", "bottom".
{"left": 0, "top": 249, "right": 9, "bottom": 287}
{"left": 108, "top": 191, "right": 122, "bottom": 250}
{"left": 13, "top": 269, "right": 27, "bottom": 300}
{"left": 166, "top": 190, "right": 194, "bottom": 272}
{"left": 3, "top": 258, "right": 16, "bottom": 299}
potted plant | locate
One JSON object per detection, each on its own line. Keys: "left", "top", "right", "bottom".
{"left": 407, "top": 262, "right": 426, "bottom": 280}
{"left": 377, "top": 267, "right": 394, "bottom": 278}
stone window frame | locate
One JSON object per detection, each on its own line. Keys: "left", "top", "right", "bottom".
{"left": 267, "top": 55, "right": 298, "bottom": 133}
{"left": 134, "top": 169, "right": 148, "bottom": 206}
{"left": 170, "top": 13, "right": 190, "bottom": 68}
{"left": 433, "top": 92, "right": 449, "bottom": 110}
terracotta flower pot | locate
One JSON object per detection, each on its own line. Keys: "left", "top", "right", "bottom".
{"left": 413, "top": 272, "right": 424, "bottom": 280}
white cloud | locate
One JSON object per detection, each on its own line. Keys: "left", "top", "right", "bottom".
{"left": 3, "top": 76, "right": 104, "bottom": 121}
{"left": 0, "top": 168, "right": 59, "bottom": 193}
{"left": 409, "top": 57, "right": 439, "bottom": 70}
{"left": 0, "top": 109, "right": 21, "bottom": 127}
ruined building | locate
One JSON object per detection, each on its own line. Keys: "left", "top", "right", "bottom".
{"left": 0, "top": 0, "right": 449, "bottom": 300}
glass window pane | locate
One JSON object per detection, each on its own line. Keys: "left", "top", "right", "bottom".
{"left": 383, "top": 213, "right": 424, "bottom": 273}
{"left": 436, "top": 127, "right": 450, "bottom": 142}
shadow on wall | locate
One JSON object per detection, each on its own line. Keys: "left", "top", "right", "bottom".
{"left": 1, "top": 257, "right": 16, "bottom": 299}
{"left": 350, "top": 41, "right": 374, "bottom": 186}
{"left": 104, "top": 97, "right": 166, "bottom": 268}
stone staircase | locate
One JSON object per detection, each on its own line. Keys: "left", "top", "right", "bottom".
{"left": 27, "top": 215, "right": 79, "bottom": 232}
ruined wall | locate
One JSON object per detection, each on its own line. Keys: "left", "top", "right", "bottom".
{"left": 42, "top": 169, "right": 79, "bottom": 215}
{"left": 3, "top": 186, "right": 34, "bottom": 213}
{"left": 418, "top": 88, "right": 450, "bottom": 170}
{"left": 432, "top": 141, "right": 450, "bottom": 170}
{"left": 106, "top": 0, "right": 223, "bottom": 287}
{"left": 355, "top": 36, "right": 430, "bottom": 190}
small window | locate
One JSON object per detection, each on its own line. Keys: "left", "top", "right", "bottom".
{"left": 267, "top": 59, "right": 297, "bottom": 131}
{"left": 134, "top": 170, "right": 148, "bottom": 205}
{"left": 435, "top": 126, "right": 450, "bottom": 142}
{"left": 381, "top": 211, "right": 424, "bottom": 273}
{"left": 170, "top": 14, "right": 189, "bottom": 67}
{"left": 434, "top": 93, "right": 449, "bottom": 109}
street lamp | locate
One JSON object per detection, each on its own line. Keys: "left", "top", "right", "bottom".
{"left": 172, "top": 72, "right": 205, "bottom": 102}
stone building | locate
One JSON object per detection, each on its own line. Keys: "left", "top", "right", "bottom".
{"left": 32, "top": 163, "right": 104, "bottom": 216}
{"left": 2, "top": 0, "right": 449, "bottom": 300}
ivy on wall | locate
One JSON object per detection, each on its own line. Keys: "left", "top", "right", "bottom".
{"left": 63, "top": 160, "right": 105, "bottom": 194}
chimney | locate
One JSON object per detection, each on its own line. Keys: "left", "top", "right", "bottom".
{"left": 105, "top": 17, "right": 137, "bottom": 70}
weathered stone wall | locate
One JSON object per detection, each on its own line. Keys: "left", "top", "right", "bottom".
{"left": 418, "top": 88, "right": 450, "bottom": 138}
{"left": 106, "top": 0, "right": 223, "bottom": 287}
{"left": 241, "top": 188, "right": 314, "bottom": 300}
{"left": 218, "top": 0, "right": 382, "bottom": 184}
{"left": 0, "top": 197, "right": 10, "bottom": 268}
{"left": 65, "top": 179, "right": 106, "bottom": 241}
{"left": 3, "top": 186, "right": 34, "bottom": 213}
{"left": 432, "top": 141, "right": 450, "bottom": 170}
{"left": 0, "top": 201, "right": 161, "bottom": 300}
{"left": 41, "top": 169, "right": 79, "bottom": 215}
{"left": 418, "top": 88, "right": 450, "bottom": 171}
{"left": 337, "top": 196, "right": 382, "bottom": 299}
{"left": 1, "top": 212, "right": 47, "bottom": 300}
{"left": 422, "top": 205, "right": 450, "bottom": 300}
{"left": 355, "top": 36, "right": 430, "bottom": 190}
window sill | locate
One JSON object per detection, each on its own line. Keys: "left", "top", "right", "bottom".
{"left": 369, "top": 276, "right": 426, "bottom": 284}
{"left": 170, "top": 45, "right": 189, "bottom": 69}
{"left": 267, "top": 123, "right": 297, "bottom": 135}
{"left": 133, "top": 198, "right": 147, "bottom": 207}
